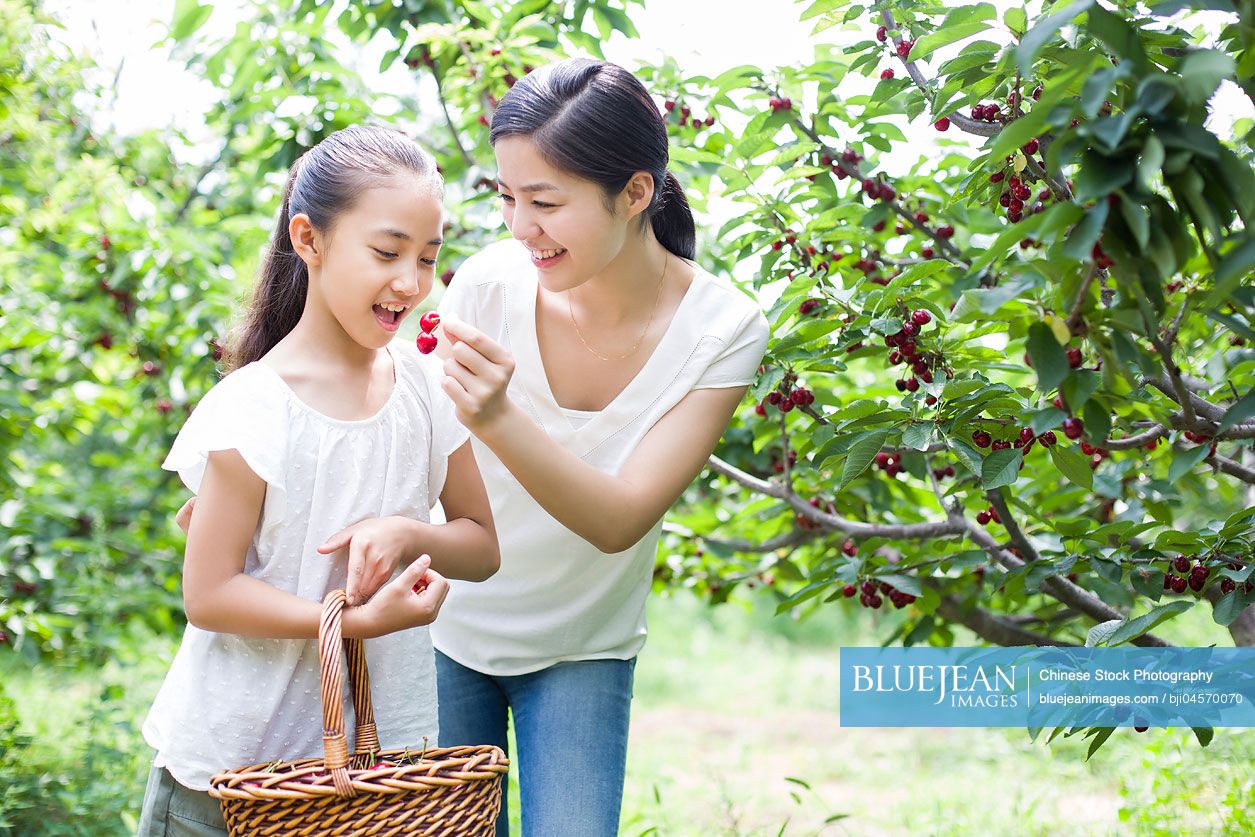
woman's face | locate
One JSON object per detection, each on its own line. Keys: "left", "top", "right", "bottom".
{"left": 494, "top": 136, "right": 645, "bottom": 292}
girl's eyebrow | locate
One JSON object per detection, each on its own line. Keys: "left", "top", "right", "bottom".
{"left": 375, "top": 227, "right": 443, "bottom": 246}
{"left": 496, "top": 178, "right": 561, "bottom": 193}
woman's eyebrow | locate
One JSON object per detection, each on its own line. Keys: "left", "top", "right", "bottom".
{"left": 496, "top": 178, "right": 561, "bottom": 193}
{"left": 375, "top": 227, "right": 443, "bottom": 246}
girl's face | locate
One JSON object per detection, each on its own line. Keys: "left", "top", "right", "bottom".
{"left": 494, "top": 136, "right": 647, "bottom": 292}
{"left": 303, "top": 174, "right": 444, "bottom": 350}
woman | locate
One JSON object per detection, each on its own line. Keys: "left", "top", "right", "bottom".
{"left": 185, "top": 59, "right": 769, "bottom": 835}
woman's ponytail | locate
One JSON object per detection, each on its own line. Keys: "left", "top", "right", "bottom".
{"left": 650, "top": 171, "right": 695, "bottom": 260}
{"left": 221, "top": 125, "right": 440, "bottom": 373}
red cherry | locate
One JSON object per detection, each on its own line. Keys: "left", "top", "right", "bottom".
{"left": 880, "top": 69, "right": 895, "bottom": 80}
{"left": 842, "top": 539, "right": 857, "bottom": 557}
{"left": 972, "top": 430, "right": 992, "bottom": 448}
{"left": 1169, "top": 575, "right": 1187, "bottom": 594}
{"left": 911, "top": 309, "right": 932, "bottom": 326}
{"left": 419, "top": 311, "right": 441, "bottom": 333}
{"left": 1173, "top": 555, "right": 1191, "bottom": 574}
{"left": 1062, "top": 417, "right": 1083, "bottom": 440}
{"left": 1066, "top": 347, "right": 1082, "bottom": 369}
{"left": 1220, "top": 578, "right": 1237, "bottom": 594}
{"left": 1022, "top": 138, "right": 1039, "bottom": 155}
{"left": 989, "top": 171, "right": 1006, "bottom": 183}
{"left": 843, "top": 584, "right": 857, "bottom": 598}
{"left": 876, "top": 25, "right": 887, "bottom": 41}
{"left": 976, "top": 510, "right": 992, "bottom": 525}
{"left": 934, "top": 117, "right": 950, "bottom": 131}
{"left": 416, "top": 333, "right": 438, "bottom": 354}
{"left": 896, "top": 40, "right": 912, "bottom": 59}
{"left": 1038, "top": 431, "right": 1057, "bottom": 447}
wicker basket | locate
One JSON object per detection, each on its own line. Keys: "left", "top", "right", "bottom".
{"left": 208, "top": 589, "right": 508, "bottom": 836}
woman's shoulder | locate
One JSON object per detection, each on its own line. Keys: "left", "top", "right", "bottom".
{"left": 684, "top": 265, "right": 769, "bottom": 340}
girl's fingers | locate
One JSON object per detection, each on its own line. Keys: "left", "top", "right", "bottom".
{"left": 317, "top": 525, "right": 355, "bottom": 554}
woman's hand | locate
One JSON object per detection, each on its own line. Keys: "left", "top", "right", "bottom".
{"left": 318, "top": 516, "right": 418, "bottom": 607}
{"left": 344, "top": 555, "right": 449, "bottom": 639}
{"left": 439, "top": 317, "right": 518, "bottom": 438}
{"left": 176, "top": 496, "right": 196, "bottom": 535}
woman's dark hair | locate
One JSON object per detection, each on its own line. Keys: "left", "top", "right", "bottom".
{"left": 225, "top": 124, "right": 440, "bottom": 371}
{"left": 490, "top": 58, "right": 695, "bottom": 260}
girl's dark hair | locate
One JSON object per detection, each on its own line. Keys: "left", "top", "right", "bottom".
{"left": 490, "top": 58, "right": 695, "bottom": 260}
{"left": 225, "top": 124, "right": 440, "bottom": 371}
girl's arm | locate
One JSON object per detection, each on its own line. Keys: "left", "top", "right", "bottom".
{"left": 183, "top": 449, "right": 449, "bottom": 639}
{"left": 439, "top": 319, "right": 749, "bottom": 554}
{"left": 315, "top": 440, "right": 499, "bottom": 605}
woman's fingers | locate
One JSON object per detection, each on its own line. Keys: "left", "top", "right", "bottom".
{"left": 175, "top": 497, "right": 196, "bottom": 535}
{"left": 317, "top": 523, "right": 357, "bottom": 554}
{"left": 441, "top": 318, "right": 512, "bottom": 366}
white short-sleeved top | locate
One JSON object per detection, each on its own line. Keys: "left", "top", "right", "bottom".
{"left": 431, "top": 239, "right": 769, "bottom": 675}
{"left": 143, "top": 343, "right": 468, "bottom": 791}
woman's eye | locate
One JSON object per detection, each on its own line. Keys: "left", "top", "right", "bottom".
{"left": 533, "top": 201, "right": 556, "bottom": 209}
{"left": 373, "top": 248, "right": 398, "bottom": 259}
{"left": 498, "top": 193, "right": 515, "bottom": 204}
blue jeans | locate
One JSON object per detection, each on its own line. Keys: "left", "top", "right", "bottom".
{"left": 435, "top": 650, "right": 635, "bottom": 837}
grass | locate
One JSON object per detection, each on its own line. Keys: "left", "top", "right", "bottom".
{"left": 1, "top": 592, "right": 1252, "bottom": 835}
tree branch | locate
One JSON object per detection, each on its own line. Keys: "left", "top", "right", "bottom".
{"left": 707, "top": 455, "right": 962, "bottom": 539}
{"left": 931, "top": 586, "right": 1080, "bottom": 646}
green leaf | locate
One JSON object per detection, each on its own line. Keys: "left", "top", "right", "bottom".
{"left": 1026, "top": 322, "right": 1070, "bottom": 391}
{"left": 1167, "top": 444, "right": 1210, "bottom": 483}
{"left": 1062, "top": 370, "right": 1100, "bottom": 412}
{"left": 1107, "top": 600, "right": 1193, "bottom": 646}
{"left": 1085, "top": 727, "right": 1115, "bottom": 759}
{"left": 1213, "top": 587, "right": 1255, "bottom": 627}
{"left": 1062, "top": 200, "right": 1110, "bottom": 261}
{"left": 170, "top": 0, "right": 212, "bottom": 41}
{"left": 1192, "top": 726, "right": 1214, "bottom": 748}
{"left": 1085, "top": 619, "right": 1121, "bottom": 647}
{"left": 1202, "top": 233, "right": 1255, "bottom": 311}
{"left": 1049, "top": 445, "right": 1094, "bottom": 490}
{"left": 1178, "top": 49, "right": 1235, "bottom": 106}
{"left": 1017, "top": 0, "right": 1095, "bottom": 75}
{"left": 981, "top": 447, "right": 1023, "bottom": 489}
{"left": 839, "top": 429, "right": 891, "bottom": 492}
{"left": 901, "top": 423, "right": 934, "bottom": 451}
{"left": 877, "top": 573, "right": 923, "bottom": 597}
{"left": 1086, "top": 5, "right": 1150, "bottom": 73}
{"left": 1217, "top": 390, "right": 1255, "bottom": 435}
{"left": 912, "top": 14, "right": 993, "bottom": 62}
{"left": 948, "top": 437, "right": 986, "bottom": 477}
{"left": 1004, "top": 6, "right": 1027, "bottom": 35}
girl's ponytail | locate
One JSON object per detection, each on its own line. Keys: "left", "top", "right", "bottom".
{"left": 224, "top": 165, "right": 308, "bottom": 372}
{"left": 222, "top": 125, "right": 440, "bottom": 373}
{"left": 650, "top": 171, "right": 695, "bottom": 260}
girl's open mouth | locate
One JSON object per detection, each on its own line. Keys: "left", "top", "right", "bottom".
{"left": 373, "top": 303, "right": 408, "bottom": 332}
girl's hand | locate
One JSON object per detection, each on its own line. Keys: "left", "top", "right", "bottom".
{"left": 439, "top": 318, "right": 517, "bottom": 437}
{"left": 317, "top": 516, "right": 415, "bottom": 606}
{"left": 346, "top": 555, "right": 449, "bottom": 638}
{"left": 176, "top": 496, "right": 196, "bottom": 535}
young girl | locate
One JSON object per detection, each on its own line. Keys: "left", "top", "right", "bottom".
{"left": 138, "top": 124, "right": 499, "bottom": 836}
{"left": 320, "top": 61, "right": 770, "bottom": 836}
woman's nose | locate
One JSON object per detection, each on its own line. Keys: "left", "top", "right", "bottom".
{"left": 508, "top": 206, "right": 541, "bottom": 242}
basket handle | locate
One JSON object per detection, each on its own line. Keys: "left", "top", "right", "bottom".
{"left": 318, "top": 589, "right": 381, "bottom": 798}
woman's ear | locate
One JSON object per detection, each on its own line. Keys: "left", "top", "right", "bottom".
{"left": 621, "top": 171, "right": 656, "bottom": 221}
{"left": 289, "top": 213, "right": 323, "bottom": 267}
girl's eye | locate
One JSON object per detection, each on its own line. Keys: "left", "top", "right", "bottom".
{"left": 373, "top": 248, "right": 398, "bottom": 259}
{"left": 421, "top": 258, "right": 438, "bottom": 266}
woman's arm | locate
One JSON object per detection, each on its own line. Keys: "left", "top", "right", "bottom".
{"left": 315, "top": 440, "right": 500, "bottom": 605}
{"left": 440, "top": 318, "right": 748, "bottom": 554}
{"left": 183, "top": 449, "right": 448, "bottom": 639}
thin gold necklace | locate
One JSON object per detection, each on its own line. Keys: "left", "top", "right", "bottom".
{"left": 566, "top": 253, "right": 669, "bottom": 362}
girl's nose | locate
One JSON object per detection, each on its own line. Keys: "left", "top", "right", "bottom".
{"left": 392, "top": 264, "right": 421, "bottom": 297}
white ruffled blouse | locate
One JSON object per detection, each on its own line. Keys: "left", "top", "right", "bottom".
{"left": 142, "top": 342, "right": 467, "bottom": 791}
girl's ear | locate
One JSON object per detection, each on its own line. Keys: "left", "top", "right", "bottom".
{"left": 289, "top": 213, "right": 323, "bottom": 267}
{"left": 621, "top": 171, "right": 655, "bottom": 221}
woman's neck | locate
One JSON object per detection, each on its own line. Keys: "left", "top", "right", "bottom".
{"left": 569, "top": 234, "right": 674, "bottom": 326}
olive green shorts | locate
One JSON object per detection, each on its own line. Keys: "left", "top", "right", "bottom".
{"left": 136, "top": 762, "right": 228, "bottom": 837}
